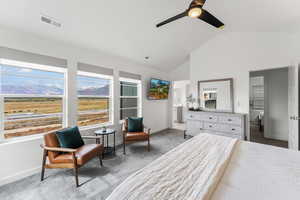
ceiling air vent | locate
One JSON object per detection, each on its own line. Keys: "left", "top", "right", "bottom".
{"left": 41, "top": 15, "right": 61, "bottom": 28}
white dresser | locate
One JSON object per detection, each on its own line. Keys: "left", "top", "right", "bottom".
{"left": 185, "top": 111, "right": 246, "bottom": 140}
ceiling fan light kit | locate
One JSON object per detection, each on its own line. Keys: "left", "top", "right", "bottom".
{"left": 188, "top": 7, "right": 202, "bottom": 18}
{"left": 156, "top": 0, "right": 224, "bottom": 29}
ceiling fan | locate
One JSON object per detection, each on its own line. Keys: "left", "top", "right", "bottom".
{"left": 156, "top": 0, "right": 224, "bottom": 29}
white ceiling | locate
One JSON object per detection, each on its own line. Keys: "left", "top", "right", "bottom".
{"left": 0, "top": 0, "right": 299, "bottom": 71}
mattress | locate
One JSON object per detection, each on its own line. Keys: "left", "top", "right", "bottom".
{"left": 211, "top": 140, "right": 300, "bottom": 200}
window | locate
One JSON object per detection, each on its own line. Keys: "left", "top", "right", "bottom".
{"left": 0, "top": 59, "right": 66, "bottom": 139}
{"left": 77, "top": 71, "right": 113, "bottom": 128}
{"left": 120, "top": 78, "right": 142, "bottom": 120}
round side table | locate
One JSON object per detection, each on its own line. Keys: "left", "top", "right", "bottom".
{"left": 94, "top": 128, "right": 116, "bottom": 157}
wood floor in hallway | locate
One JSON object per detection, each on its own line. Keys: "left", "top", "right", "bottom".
{"left": 250, "top": 126, "right": 288, "bottom": 148}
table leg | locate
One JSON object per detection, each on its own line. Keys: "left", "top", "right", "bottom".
{"left": 113, "top": 131, "right": 116, "bottom": 154}
{"left": 95, "top": 135, "right": 100, "bottom": 144}
{"left": 106, "top": 134, "right": 109, "bottom": 148}
{"left": 102, "top": 135, "right": 105, "bottom": 157}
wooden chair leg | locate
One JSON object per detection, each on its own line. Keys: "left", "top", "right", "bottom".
{"left": 123, "top": 141, "right": 126, "bottom": 155}
{"left": 74, "top": 167, "right": 79, "bottom": 187}
{"left": 41, "top": 149, "right": 47, "bottom": 181}
{"left": 72, "top": 153, "right": 79, "bottom": 187}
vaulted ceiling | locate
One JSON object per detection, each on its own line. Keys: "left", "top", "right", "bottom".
{"left": 0, "top": 0, "right": 299, "bottom": 71}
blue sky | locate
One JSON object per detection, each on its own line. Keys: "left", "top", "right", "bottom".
{"left": 151, "top": 79, "right": 170, "bottom": 87}
{"left": 0, "top": 64, "right": 110, "bottom": 95}
{"left": 77, "top": 75, "right": 110, "bottom": 90}
{"left": 1, "top": 64, "right": 64, "bottom": 89}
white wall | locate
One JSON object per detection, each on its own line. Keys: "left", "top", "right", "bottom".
{"left": 0, "top": 26, "right": 170, "bottom": 186}
{"left": 190, "top": 32, "right": 300, "bottom": 139}
{"left": 251, "top": 68, "right": 289, "bottom": 141}
{"left": 169, "top": 60, "right": 190, "bottom": 81}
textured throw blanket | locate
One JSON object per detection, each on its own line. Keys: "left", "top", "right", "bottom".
{"left": 107, "top": 134, "right": 238, "bottom": 200}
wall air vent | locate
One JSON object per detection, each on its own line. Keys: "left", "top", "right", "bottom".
{"left": 41, "top": 15, "right": 62, "bottom": 28}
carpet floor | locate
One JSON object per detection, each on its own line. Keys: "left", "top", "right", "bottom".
{"left": 0, "top": 129, "right": 185, "bottom": 200}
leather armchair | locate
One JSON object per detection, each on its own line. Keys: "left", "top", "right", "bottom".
{"left": 40, "top": 132, "right": 104, "bottom": 187}
{"left": 122, "top": 119, "right": 151, "bottom": 154}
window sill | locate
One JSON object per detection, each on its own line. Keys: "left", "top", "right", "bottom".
{"left": 0, "top": 123, "right": 114, "bottom": 145}
{"left": 0, "top": 133, "right": 43, "bottom": 145}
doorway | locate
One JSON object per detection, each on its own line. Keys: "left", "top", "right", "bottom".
{"left": 249, "top": 67, "right": 289, "bottom": 148}
{"left": 172, "top": 80, "right": 190, "bottom": 130}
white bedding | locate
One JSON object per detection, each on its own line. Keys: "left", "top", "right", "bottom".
{"left": 107, "top": 134, "right": 300, "bottom": 200}
{"left": 211, "top": 140, "right": 300, "bottom": 200}
{"left": 107, "top": 134, "right": 237, "bottom": 200}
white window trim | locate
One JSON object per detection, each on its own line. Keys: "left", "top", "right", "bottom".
{"left": 0, "top": 59, "right": 67, "bottom": 141}
{"left": 77, "top": 71, "right": 114, "bottom": 129}
{"left": 78, "top": 70, "right": 112, "bottom": 80}
{"left": 0, "top": 95, "right": 4, "bottom": 141}
{"left": 0, "top": 58, "right": 66, "bottom": 73}
{"left": 119, "top": 77, "right": 142, "bottom": 121}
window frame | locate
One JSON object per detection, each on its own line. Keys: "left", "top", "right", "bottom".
{"left": 119, "top": 77, "right": 142, "bottom": 122}
{"left": 0, "top": 58, "right": 67, "bottom": 141}
{"left": 77, "top": 70, "right": 114, "bottom": 129}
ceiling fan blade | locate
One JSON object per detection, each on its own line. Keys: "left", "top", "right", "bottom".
{"left": 198, "top": 9, "right": 224, "bottom": 28}
{"left": 189, "top": 0, "right": 207, "bottom": 8}
{"left": 156, "top": 11, "right": 188, "bottom": 28}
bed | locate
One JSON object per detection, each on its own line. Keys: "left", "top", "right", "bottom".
{"left": 107, "top": 133, "right": 300, "bottom": 200}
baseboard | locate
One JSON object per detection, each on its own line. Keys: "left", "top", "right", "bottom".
{"left": 114, "top": 128, "right": 170, "bottom": 149}
{"left": 0, "top": 166, "right": 40, "bottom": 187}
{"left": 152, "top": 128, "right": 169, "bottom": 134}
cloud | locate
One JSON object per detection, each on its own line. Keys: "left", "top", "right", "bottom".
{"left": 45, "top": 83, "right": 62, "bottom": 88}
{"left": 20, "top": 68, "right": 32, "bottom": 73}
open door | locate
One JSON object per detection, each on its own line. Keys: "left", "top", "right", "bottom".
{"left": 288, "top": 64, "right": 299, "bottom": 150}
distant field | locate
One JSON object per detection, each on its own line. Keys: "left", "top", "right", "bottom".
{"left": 78, "top": 97, "right": 108, "bottom": 111}
{"left": 4, "top": 97, "right": 109, "bottom": 139}
{"left": 4, "top": 97, "right": 62, "bottom": 115}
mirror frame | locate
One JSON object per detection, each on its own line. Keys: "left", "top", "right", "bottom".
{"left": 198, "top": 78, "right": 234, "bottom": 113}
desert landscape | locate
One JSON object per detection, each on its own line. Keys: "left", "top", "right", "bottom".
{"left": 4, "top": 97, "right": 109, "bottom": 139}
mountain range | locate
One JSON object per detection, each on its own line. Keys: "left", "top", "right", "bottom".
{"left": 1, "top": 84, "right": 109, "bottom": 96}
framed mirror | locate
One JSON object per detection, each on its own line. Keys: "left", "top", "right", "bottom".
{"left": 198, "top": 78, "right": 234, "bottom": 113}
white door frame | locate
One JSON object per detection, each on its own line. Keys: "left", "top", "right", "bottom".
{"left": 288, "top": 62, "right": 300, "bottom": 150}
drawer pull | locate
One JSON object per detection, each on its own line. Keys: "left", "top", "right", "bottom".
{"left": 228, "top": 119, "right": 232, "bottom": 121}
{"left": 232, "top": 128, "right": 236, "bottom": 131}
{"left": 209, "top": 125, "right": 212, "bottom": 128}
{"left": 209, "top": 117, "right": 212, "bottom": 119}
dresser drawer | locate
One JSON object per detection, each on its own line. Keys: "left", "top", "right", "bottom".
{"left": 227, "top": 126, "right": 242, "bottom": 135}
{"left": 219, "top": 116, "right": 242, "bottom": 125}
{"left": 185, "top": 113, "right": 202, "bottom": 121}
{"left": 186, "top": 120, "right": 203, "bottom": 134}
{"left": 203, "top": 122, "right": 218, "bottom": 131}
{"left": 201, "top": 114, "right": 218, "bottom": 122}
{"left": 219, "top": 124, "right": 242, "bottom": 135}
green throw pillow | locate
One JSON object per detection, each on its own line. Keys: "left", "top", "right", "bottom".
{"left": 55, "top": 126, "right": 84, "bottom": 149}
{"left": 128, "top": 117, "right": 143, "bottom": 132}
